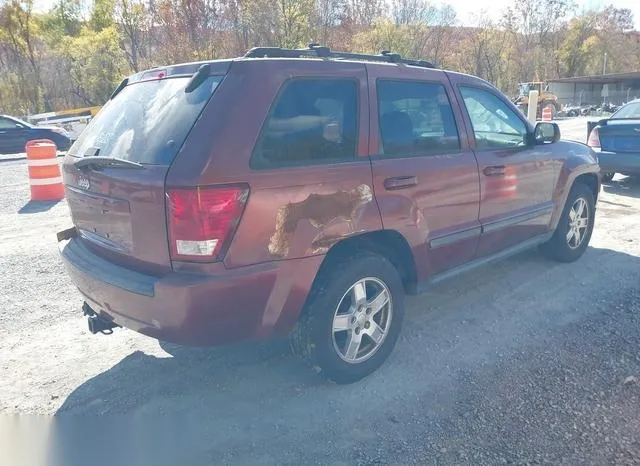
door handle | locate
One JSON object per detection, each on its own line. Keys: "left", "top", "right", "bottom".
{"left": 384, "top": 176, "right": 418, "bottom": 190}
{"left": 483, "top": 165, "right": 506, "bottom": 176}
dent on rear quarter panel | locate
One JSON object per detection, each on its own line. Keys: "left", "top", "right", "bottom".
{"left": 268, "top": 184, "right": 374, "bottom": 257}
{"left": 226, "top": 169, "right": 382, "bottom": 267}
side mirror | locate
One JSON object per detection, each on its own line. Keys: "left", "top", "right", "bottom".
{"left": 15, "top": 123, "right": 25, "bottom": 129}
{"left": 534, "top": 122, "right": 560, "bottom": 144}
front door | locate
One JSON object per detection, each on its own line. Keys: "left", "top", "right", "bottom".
{"left": 367, "top": 67, "right": 481, "bottom": 280}
{"left": 454, "top": 84, "right": 556, "bottom": 257}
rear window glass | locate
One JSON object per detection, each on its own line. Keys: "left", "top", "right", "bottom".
{"left": 251, "top": 78, "right": 358, "bottom": 169}
{"left": 612, "top": 102, "right": 640, "bottom": 119}
{"left": 69, "top": 76, "right": 222, "bottom": 165}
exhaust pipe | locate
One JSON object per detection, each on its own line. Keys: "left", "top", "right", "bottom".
{"left": 83, "top": 302, "right": 119, "bottom": 335}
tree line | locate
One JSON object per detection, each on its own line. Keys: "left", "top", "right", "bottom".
{"left": 0, "top": 0, "right": 638, "bottom": 115}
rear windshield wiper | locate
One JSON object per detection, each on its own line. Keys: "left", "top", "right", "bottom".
{"left": 74, "top": 156, "right": 144, "bottom": 170}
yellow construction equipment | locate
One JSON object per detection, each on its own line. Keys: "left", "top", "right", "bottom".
{"left": 513, "top": 82, "right": 560, "bottom": 119}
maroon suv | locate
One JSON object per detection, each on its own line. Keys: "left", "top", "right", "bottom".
{"left": 58, "top": 46, "right": 600, "bottom": 383}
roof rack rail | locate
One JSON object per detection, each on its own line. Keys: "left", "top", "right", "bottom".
{"left": 243, "top": 44, "right": 435, "bottom": 69}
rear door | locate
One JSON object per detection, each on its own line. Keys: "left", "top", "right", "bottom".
{"left": 62, "top": 65, "right": 228, "bottom": 274}
{"left": 367, "top": 66, "right": 481, "bottom": 279}
{"left": 452, "top": 80, "right": 556, "bottom": 257}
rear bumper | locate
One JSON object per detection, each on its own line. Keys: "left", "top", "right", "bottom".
{"left": 59, "top": 236, "right": 322, "bottom": 346}
{"left": 597, "top": 151, "right": 640, "bottom": 174}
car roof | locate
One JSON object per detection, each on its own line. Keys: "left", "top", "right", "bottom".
{"left": 125, "top": 46, "right": 499, "bottom": 100}
{"left": 131, "top": 46, "right": 445, "bottom": 80}
{"left": 0, "top": 115, "right": 34, "bottom": 127}
{"left": 1, "top": 114, "right": 24, "bottom": 122}
{"left": 242, "top": 46, "right": 436, "bottom": 68}
{"left": 236, "top": 56, "right": 448, "bottom": 74}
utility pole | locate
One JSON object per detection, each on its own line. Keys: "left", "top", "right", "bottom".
{"left": 602, "top": 52, "right": 608, "bottom": 75}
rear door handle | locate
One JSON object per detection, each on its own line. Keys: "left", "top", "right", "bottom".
{"left": 384, "top": 176, "right": 418, "bottom": 190}
{"left": 483, "top": 165, "right": 506, "bottom": 176}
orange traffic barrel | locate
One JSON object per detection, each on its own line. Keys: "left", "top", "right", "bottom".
{"left": 542, "top": 106, "right": 553, "bottom": 121}
{"left": 501, "top": 165, "right": 518, "bottom": 198}
{"left": 25, "top": 139, "right": 65, "bottom": 201}
{"left": 484, "top": 165, "right": 518, "bottom": 200}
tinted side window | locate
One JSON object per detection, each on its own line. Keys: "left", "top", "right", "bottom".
{"left": 252, "top": 79, "right": 358, "bottom": 168}
{"left": 460, "top": 87, "right": 527, "bottom": 150}
{"left": 377, "top": 80, "right": 460, "bottom": 157}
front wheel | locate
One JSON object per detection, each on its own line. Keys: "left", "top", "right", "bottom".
{"left": 291, "top": 252, "right": 404, "bottom": 384}
{"left": 540, "top": 183, "right": 595, "bottom": 262}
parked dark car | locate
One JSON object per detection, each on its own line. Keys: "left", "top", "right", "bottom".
{"left": 0, "top": 114, "right": 72, "bottom": 154}
{"left": 588, "top": 99, "right": 640, "bottom": 182}
{"left": 58, "top": 46, "right": 600, "bottom": 383}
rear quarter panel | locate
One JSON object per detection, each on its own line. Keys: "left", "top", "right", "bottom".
{"left": 166, "top": 59, "right": 382, "bottom": 269}
{"left": 164, "top": 59, "right": 381, "bottom": 337}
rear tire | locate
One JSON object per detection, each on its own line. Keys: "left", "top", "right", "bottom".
{"left": 540, "top": 183, "right": 595, "bottom": 263}
{"left": 291, "top": 252, "right": 405, "bottom": 384}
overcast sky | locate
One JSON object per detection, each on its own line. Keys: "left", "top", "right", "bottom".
{"left": 33, "top": 0, "right": 640, "bottom": 29}
{"left": 449, "top": 0, "right": 640, "bottom": 27}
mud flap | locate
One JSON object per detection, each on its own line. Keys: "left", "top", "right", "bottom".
{"left": 57, "top": 227, "right": 77, "bottom": 242}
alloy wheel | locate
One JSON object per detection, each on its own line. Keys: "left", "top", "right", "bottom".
{"left": 331, "top": 277, "right": 393, "bottom": 364}
{"left": 566, "top": 197, "right": 589, "bottom": 249}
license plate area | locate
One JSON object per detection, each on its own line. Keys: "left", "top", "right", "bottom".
{"left": 66, "top": 185, "right": 133, "bottom": 251}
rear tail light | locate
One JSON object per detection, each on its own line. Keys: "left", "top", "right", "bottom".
{"left": 587, "top": 127, "right": 601, "bottom": 148}
{"left": 167, "top": 185, "right": 249, "bottom": 262}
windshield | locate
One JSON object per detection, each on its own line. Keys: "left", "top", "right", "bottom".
{"left": 69, "top": 75, "right": 222, "bottom": 165}
{"left": 518, "top": 84, "right": 531, "bottom": 96}
{"left": 611, "top": 101, "right": 640, "bottom": 119}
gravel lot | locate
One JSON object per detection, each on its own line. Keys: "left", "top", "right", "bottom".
{"left": 2, "top": 119, "right": 640, "bottom": 465}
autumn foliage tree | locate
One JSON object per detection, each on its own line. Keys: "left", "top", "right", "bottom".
{"left": 0, "top": 0, "right": 638, "bottom": 115}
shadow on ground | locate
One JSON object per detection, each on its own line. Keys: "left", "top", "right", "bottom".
{"left": 55, "top": 246, "right": 640, "bottom": 416}
{"left": 603, "top": 175, "right": 640, "bottom": 199}
{"left": 18, "top": 200, "right": 61, "bottom": 214}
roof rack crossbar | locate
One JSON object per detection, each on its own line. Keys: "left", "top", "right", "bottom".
{"left": 243, "top": 45, "right": 435, "bottom": 69}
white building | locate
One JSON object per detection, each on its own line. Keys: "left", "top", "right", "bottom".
{"left": 548, "top": 71, "right": 640, "bottom": 107}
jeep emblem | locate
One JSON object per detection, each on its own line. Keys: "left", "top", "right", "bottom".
{"left": 78, "top": 176, "right": 90, "bottom": 190}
